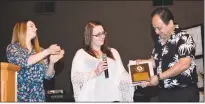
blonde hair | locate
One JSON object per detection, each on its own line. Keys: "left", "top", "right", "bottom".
{"left": 11, "top": 20, "right": 41, "bottom": 53}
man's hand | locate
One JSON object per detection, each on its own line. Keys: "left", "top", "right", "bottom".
{"left": 149, "top": 75, "right": 159, "bottom": 86}
{"left": 137, "top": 81, "right": 152, "bottom": 88}
{"left": 137, "top": 75, "right": 159, "bottom": 88}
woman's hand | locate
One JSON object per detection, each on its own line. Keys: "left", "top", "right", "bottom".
{"left": 95, "top": 61, "right": 108, "bottom": 76}
{"left": 46, "top": 44, "right": 61, "bottom": 55}
{"left": 49, "top": 49, "right": 65, "bottom": 64}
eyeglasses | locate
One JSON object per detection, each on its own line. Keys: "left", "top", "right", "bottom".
{"left": 93, "top": 31, "right": 107, "bottom": 37}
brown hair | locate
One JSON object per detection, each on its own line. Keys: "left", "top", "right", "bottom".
{"left": 11, "top": 20, "right": 41, "bottom": 53}
{"left": 83, "top": 21, "right": 114, "bottom": 60}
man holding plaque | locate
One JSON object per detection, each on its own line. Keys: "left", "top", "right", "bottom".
{"left": 136, "top": 7, "right": 199, "bottom": 102}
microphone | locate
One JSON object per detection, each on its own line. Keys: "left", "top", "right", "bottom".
{"left": 102, "top": 54, "right": 109, "bottom": 78}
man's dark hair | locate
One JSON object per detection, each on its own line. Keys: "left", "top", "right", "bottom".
{"left": 151, "top": 7, "right": 174, "bottom": 25}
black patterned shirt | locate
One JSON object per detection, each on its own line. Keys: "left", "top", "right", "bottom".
{"left": 151, "top": 24, "right": 198, "bottom": 89}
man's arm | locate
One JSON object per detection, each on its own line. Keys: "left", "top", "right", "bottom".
{"left": 159, "top": 57, "right": 192, "bottom": 80}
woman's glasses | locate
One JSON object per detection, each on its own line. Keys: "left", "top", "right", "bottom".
{"left": 93, "top": 31, "right": 107, "bottom": 37}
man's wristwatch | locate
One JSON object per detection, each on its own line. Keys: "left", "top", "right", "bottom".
{"left": 157, "top": 74, "right": 162, "bottom": 81}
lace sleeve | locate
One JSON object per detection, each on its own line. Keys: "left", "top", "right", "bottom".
{"left": 118, "top": 71, "right": 134, "bottom": 102}
{"left": 71, "top": 71, "right": 96, "bottom": 101}
{"left": 111, "top": 48, "right": 134, "bottom": 102}
{"left": 71, "top": 49, "right": 96, "bottom": 101}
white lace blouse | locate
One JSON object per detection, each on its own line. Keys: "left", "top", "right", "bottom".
{"left": 71, "top": 48, "right": 134, "bottom": 102}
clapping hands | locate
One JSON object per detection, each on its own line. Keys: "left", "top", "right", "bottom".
{"left": 47, "top": 44, "right": 64, "bottom": 64}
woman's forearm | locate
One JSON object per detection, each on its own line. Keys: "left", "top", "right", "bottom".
{"left": 27, "top": 49, "right": 50, "bottom": 65}
{"left": 46, "top": 62, "right": 55, "bottom": 76}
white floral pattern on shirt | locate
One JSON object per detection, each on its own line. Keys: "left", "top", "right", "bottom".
{"left": 151, "top": 24, "right": 198, "bottom": 89}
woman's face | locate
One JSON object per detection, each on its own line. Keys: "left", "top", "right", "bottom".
{"left": 26, "top": 21, "right": 37, "bottom": 40}
{"left": 91, "top": 25, "right": 106, "bottom": 48}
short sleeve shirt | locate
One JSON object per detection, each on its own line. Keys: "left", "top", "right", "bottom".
{"left": 151, "top": 24, "right": 198, "bottom": 89}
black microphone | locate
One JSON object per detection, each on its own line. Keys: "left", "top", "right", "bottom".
{"left": 102, "top": 54, "right": 109, "bottom": 78}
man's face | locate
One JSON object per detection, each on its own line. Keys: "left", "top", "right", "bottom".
{"left": 152, "top": 14, "right": 172, "bottom": 39}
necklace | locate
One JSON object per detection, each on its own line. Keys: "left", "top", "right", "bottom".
{"left": 92, "top": 50, "right": 102, "bottom": 59}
